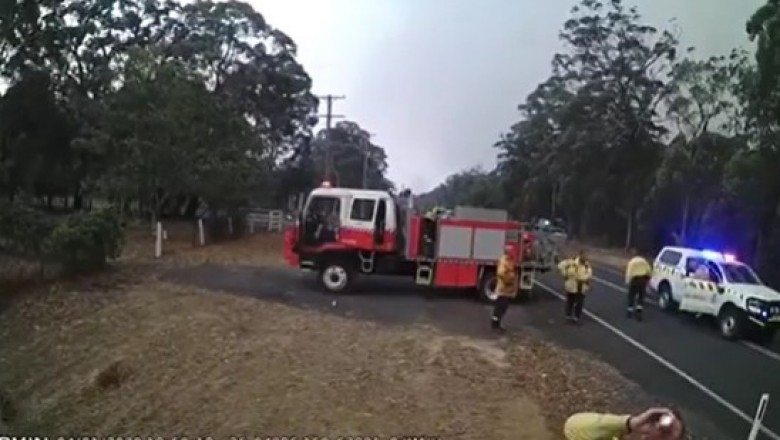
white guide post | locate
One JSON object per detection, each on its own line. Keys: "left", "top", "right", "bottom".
{"left": 155, "top": 222, "right": 163, "bottom": 259}
{"left": 747, "top": 393, "right": 769, "bottom": 440}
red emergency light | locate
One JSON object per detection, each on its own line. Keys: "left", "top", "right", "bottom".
{"left": 321, "top": 180, "right": 332, "bottom": 188}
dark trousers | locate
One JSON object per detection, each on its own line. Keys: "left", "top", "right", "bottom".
{"left": 492, "top": 296, "right": 511, "bottom": 327}
{"left": 628, "top": 275, "right": 650, "bottom": 312}
{"left": 565, "top": 293, "right": 585, "bottom": 319}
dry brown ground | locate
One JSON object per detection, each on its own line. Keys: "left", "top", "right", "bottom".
{"left": 0, "top": 228, "right": 664, "bottom": 439}
{"left": 566, "top": 241, "right": 632, "bottom": 271}
{"left": 120, "top": 221, "right": 286, "bottom": 267}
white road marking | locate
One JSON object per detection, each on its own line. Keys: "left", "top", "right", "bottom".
{"left": 535, "top": 280, "right": 780, "bottom": 440}
{"left": 592, "top": 273, "right": 780, "bottom": 364}
{"left": 743, "top": 342, "right": 780, "bottom": 363}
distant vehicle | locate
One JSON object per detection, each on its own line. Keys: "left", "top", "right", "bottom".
{"left": 283, "top": 183, "right": 550, "bottom": 301}
{"left": 650, "top": 246, "right": 780, "bottom": 343}
{"left": 529, "top": 218, "right": 568, "bottom": 265}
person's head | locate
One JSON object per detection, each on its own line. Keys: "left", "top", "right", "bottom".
{"left": 629, "top": 247, "right": 639, "bottom": 256}
{"left": 577, "top": 249, "right": 588, "bottom": 262}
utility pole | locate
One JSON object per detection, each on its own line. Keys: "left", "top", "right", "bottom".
{"left": 317, "top": 94, "right": 345, "bottom": 183}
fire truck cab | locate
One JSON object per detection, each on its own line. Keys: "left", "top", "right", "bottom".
{"left": 283, "top": 185, "right": 539, "bottom": 301}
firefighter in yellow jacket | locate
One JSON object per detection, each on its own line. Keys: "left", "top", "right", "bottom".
{"left": 625, "top": 249, "right": 653, "bottom": 321}
{"left": 491, "top": 244, "right": 518, "bottom": 333}
{"left": 558, "top": 250, "right": 593, "bottom": 324}
{"left": 564, "top": 407, "right": 684, "bottom": 440}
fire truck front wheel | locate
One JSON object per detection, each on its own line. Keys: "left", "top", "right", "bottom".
{"left": 319, "top": 261, "right": 353, "bottom": 293}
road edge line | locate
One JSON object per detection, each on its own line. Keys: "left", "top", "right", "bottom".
{"left": 535, "top": 280, "right": 780, "bottom": 440}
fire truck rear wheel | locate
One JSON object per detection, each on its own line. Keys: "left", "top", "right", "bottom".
{"left": 319, "top": 262, "right": 353, "bottom": 293}
{"left": 479, "top": 273, "right": 500, "bottom": 303}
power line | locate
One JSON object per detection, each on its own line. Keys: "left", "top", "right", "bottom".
{"left": 316, "top": 94, "right": 345, "bottom": 182}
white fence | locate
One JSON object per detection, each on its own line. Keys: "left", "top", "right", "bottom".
{"left": 247, "top": 208, "right": 285, "bottom": 233}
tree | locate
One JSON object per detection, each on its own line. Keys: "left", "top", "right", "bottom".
{"left": 654, "top": 55, "right": 741, "bottom": 245}
{"left": 313, "top": 121, "right": 393, "bottom": 191}
{"left": 78, "top": 49, "right": 256, "bottom": 220}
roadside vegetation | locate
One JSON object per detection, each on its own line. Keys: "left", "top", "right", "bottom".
{"left": 418, "top": 0, "right": 780, "bottom": 288}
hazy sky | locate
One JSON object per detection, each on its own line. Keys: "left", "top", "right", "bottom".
{"left": 250, "top": 0, "right": 763, "bottom": 192}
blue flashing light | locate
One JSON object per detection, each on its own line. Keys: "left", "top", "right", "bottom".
{"left": 701, "top": 250, "right": 723, "bottom": 260}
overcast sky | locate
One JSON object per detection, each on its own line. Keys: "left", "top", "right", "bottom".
{"left": 250, "top": 0, "right": 763, "bottom": 193}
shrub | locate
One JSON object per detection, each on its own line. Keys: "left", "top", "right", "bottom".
{"left": 0, "top": 201, "right": 55, "bottom": 258}
{"left": 44, "top": 208, "right": 126, "bottom": 273}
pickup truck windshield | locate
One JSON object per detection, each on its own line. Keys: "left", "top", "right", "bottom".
{"left": 721, "top": 263, "right": 762, "bottom": 285}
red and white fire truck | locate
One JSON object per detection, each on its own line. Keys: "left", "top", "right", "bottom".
{"left": 283, "top": 184, "right": 548, "bottom": 301}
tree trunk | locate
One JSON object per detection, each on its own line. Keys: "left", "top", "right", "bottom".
{"left": 680, "top": 193, "right": 691, "bottom": 246}
{"left": 624, "top": 210, "right": 634, "bottom": 251}
{"left": 73, "top": 187, "right": 83, "bottom": 210}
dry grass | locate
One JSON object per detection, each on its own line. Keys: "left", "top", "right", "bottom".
{"left": 0, "top": 227, "right": 683, "bottom": 438}
{"left": 120, "top": 221, "right": 285, "bottom": 267}
{"left": 0, "top": 274, "right": 661, "bottom": 439}
{"left": 0, "top": 255, "right": 43, "bottom": 289}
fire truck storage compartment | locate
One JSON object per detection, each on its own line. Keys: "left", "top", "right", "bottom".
{"left": 453, "top": 206, "right": 508, "bottom": 222}
{"left": 436, "top": 222, "right": 512, "bottom": 261}
{"left": 434, "top": 260, "right": 479, "bottom": 287}
{"left": 436, "top": 224, "right": 473, "bottom": 259}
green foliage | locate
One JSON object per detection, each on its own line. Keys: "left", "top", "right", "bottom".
{"left": 0, "top": 202, "right": 125, "bottom": 274}
{"left": 44, "top": 208, "right": 125, "bottom": 273}
{"left": 419, "top": 0, "right": 780, "bottom": 288}
{"left": 0, "top": 0, "right": 360, "bottom": 215}
{"left": 0, "top": 200, "right": 55, "bottom": 257}
{"left": 309, "top": 121, "right": 394, "bottom": 191}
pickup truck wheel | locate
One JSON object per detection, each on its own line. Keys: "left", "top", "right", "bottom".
{"left": 319, "top": 262, "right": 353, "bottom": 293}
{"left": 479, "top": 274, "right": 500, "bottom": 303}
{"left": 657, "top": 282, "right": 677, "bottom": 312}
{"left": 718, "top": 306, "right": 746, "bottom": 340}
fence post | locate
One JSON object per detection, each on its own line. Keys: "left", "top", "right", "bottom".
{"left": 198, "top": 219, "right": 205, "bottom": 246}
{"left": 748, "top": 393, "right": 769, "bottom": 440}
{"left": 228, "top": 217, "right": 234, "bottom": 236}
{"left": 155, "top": 222, "right": 163, "bottom": 259}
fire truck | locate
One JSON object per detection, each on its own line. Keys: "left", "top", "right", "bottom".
{"left": 283, "top": 184, "right": 548, "bottom": 301}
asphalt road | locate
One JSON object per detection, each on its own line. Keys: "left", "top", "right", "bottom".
{"left": 557, "top": 263, "right": 780, "bottom": 440}
{"left": 164, "top": 263, "right": 780, "bottom": 440}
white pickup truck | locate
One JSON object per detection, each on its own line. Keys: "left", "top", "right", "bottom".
{"left": 650, "top": 246, "right": 780, "bottom": 344}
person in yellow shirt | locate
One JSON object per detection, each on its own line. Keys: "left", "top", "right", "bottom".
{"left": 558, "top": 250, "right": 593, "bottom": 324}
{"left": 564, "top": 407, "right": 684, "bottom": 440}
{"left": 625, "top": 249, "right": 653, "bottom": 321}
{"left": 491, "top": 244, "right": 518, "bottom": 333}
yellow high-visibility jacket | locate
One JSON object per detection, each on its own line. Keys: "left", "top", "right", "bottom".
{"left": 624, "top": 256, "right": 652, "bottom": 285}
{"left": 558, "top": 257, "right": 593, "bottom": 294}
{"left": 564, "top": 412, "right": 630, "bottom": 440}
{"left": 496, "top": 255, "right": 518, "bottom": 297}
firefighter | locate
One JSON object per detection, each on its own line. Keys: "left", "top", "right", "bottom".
{"left": 564, "top": 407, "right": 684, "bottom": 440}
{"left": 558, "top": 250, "right": 593, "bottom": 324}
{"left": 491, "top": 244, "right": 518, "bottom": 333}
{"left": 625, "top": 249, "right": 652, "bottom": 321}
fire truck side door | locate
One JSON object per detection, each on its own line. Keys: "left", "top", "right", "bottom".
{"left": 374, "top": 199, "right": 386, "bottom": 245}
{"left": 348, "top": 197, "right": 377, "bottom": 232}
